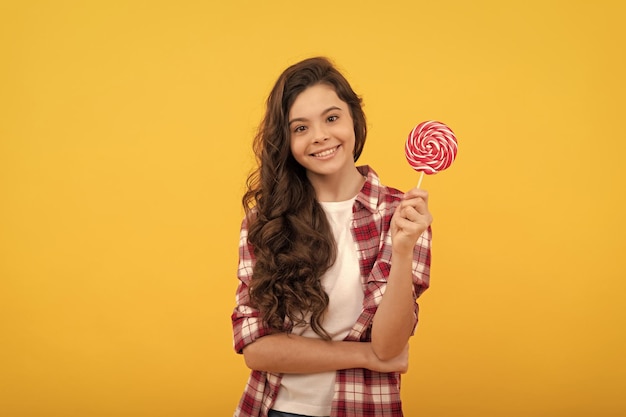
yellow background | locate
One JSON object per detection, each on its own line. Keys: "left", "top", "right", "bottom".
{"left": 1, "top": 1, "right": 625, "bottom": 416}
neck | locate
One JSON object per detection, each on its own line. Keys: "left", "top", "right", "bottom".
{"left": 308, "top": 166, "right": 365, "bottom": 202}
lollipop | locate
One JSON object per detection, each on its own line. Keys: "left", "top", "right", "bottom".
{"left": 405, "top": 120, "right": 458, "bottom": 188}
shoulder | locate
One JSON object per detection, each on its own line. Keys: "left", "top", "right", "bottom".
{"left": 379, "top": 183, "right": 404, "bottom": 202}
{"left": 357, "top": 165, "right": 404, "bottom": 213}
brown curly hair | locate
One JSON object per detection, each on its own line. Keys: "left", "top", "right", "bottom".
{"left": 242, "top": 57, "right": 367, "bottom": 339}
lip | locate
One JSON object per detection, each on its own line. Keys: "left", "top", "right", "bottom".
{"left": 310, "top": 145, "right": 340, "bottom": 158}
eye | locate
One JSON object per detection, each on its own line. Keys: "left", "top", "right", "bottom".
{"left": 294, "top": 125, "right": 307, "bottom": 133}
{"left": 327, "top": 115, "right": 338, "bottom": 122}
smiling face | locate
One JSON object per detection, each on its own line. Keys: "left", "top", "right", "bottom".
{"left": 288, "top": 83, "right": 357, "bottom": 183}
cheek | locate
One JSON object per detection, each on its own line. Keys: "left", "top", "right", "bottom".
{"left": 340, "top": 125, "right": 357, "bottom": 146}
{"left": 339, "top": 119, "right": 356, "bottom": 138}
{"left": 289, "top": 134, "right": 299, "bottom": 151}
{"left": 289, "top": 137, "right": 306, "bottom": 159}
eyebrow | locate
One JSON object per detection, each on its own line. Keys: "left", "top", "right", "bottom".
{"left": 288, "top": 106, "right": 343, "bottom": 126}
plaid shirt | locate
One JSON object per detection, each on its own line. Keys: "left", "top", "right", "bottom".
{"left": 232, "top": 166, "right": 432, "bottom": 417}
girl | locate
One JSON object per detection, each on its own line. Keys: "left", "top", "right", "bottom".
{"left": 232, "top": 57, "right": 432, "bottom": 417}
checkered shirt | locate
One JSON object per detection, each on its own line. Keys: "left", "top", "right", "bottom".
{"left": 232, "top": 165, "right": 432, "bottom": 417}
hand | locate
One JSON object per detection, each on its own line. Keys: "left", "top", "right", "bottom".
{"left": 366, "top": 343, "right": 409, "bottom": 374}
{"left": 390, "top": 188, "right": 432, "bottom": 256}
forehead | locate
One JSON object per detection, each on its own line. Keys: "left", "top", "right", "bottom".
{"left": 289, "top": 84, "right": 346, "bottom": 117}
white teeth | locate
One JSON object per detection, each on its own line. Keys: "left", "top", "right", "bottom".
{"left": 313, "top": 147, "right": 337, "bottom": 157}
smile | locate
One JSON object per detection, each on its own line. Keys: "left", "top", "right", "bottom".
{"left": 312, "top": 146, "right": 339, "bottom": 158}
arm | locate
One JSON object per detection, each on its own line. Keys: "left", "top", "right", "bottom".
{"left": 243, "top": 333, "right": 408, "bottom": 374}
{"left": 232, "top": 216, "right": 409, "bottom": 374}
{"left": 371, "top": 188, "right": 432, "bottom": 361}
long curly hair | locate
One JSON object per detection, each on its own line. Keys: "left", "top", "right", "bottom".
{"left": 242, "top": 57, "right": 367, "bottom": 339}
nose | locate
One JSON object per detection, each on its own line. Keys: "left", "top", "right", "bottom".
{"left": 311, "top": 123, "right": 329, "bottom": 143}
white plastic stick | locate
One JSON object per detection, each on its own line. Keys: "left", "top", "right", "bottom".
{"left": 416, "top": 172, "right": 424, "bottom": 189}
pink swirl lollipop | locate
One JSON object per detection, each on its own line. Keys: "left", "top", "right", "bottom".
{"left": 405, "top": 120, "right": 457, "bottom": 187}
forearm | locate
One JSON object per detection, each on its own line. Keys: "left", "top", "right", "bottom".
{"left": 370, "top": 252, "right": 416, "bottom": 361}
{"left": 243, "top": 333, "right": 373, "bottom": 374}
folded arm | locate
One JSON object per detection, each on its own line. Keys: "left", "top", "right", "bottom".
{"left": 243, "top": 333, "right": 408, "bottom": 374}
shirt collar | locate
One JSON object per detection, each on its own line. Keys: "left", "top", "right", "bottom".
{"left": 355, "top": 165, "right": 382, "bottom": 214}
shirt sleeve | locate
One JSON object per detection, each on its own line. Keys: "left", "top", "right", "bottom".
{"left": 363, "top": 201, "right": 432, "bottom": 336}
{"left": 231, "top": 216, "right": 273, "bottom": 354}
{"left": 412, "top": 225, "right": 432, "bottom": 294}
{"left": 408, "top": 225, "right": 432, "bottom": 333}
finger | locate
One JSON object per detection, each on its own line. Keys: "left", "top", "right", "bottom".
{"left": 400, "top": 198, "right": 429, "bottom": 216}
{"left": 400, "top": 206, "right": 433, "bottom": 228}
{"left": 401, "top": 206, "right": 421, "bottom": 222}
{"left": 401, "top": 191, "right": 429, "bottom": 209}
{"left": 393, "top": 216, "right": 426, "bottom": 235}
{"left": 404, "top": 188, "right": 429, "bottom": 201}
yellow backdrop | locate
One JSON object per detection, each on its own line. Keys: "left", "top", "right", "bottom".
{"left": 1, "top": 1, "right": 625, "bottom": 416}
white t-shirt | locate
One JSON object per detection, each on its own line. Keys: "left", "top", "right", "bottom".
{"left": 272, "top": 197, "right": 364, "bottom": 416}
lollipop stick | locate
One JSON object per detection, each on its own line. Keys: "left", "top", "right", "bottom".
{"left": 416, "top": 172, "right": 424, "bottom": 189}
